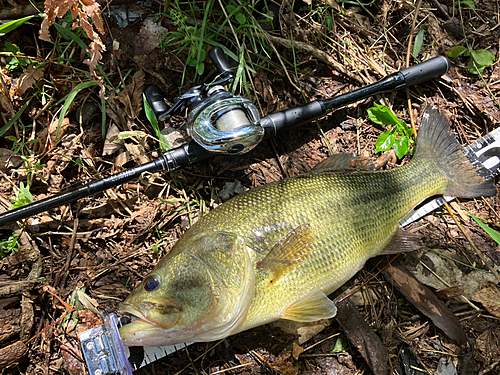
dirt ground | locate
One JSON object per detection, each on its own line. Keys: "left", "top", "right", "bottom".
{"left": 1, "top": 0, "right": 500, "bottom": 374}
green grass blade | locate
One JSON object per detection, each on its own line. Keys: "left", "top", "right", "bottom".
{"left": 143, "top": 94, "right": 170, "bottom": 151}
{"left": 412, "top": 27, "right": 425, "bottom": 58}
{"left": 53, "top": 23, "right": 111, "bottom": 86}
{"left": 53, "top": 23, "right": 89, "bottom": 52}
{"left": 0, "top": 15, "right": 39, "bottom": 37}
{"left": 57, "top": 80, "right": 97, "bottom": 143}
{"left": 203, "top": 40, "right": 238, "bottom": 62}
{"left": 466, "top": 208, "right": 500, "bottom": 245}
{"left": 0, "top": 98, "right": 31, "bottom": 137}
{"left": 194, "top": 0, "right": 214, "bottom": 76}
{"left": 101, "top": 97, "right": 107, "bottom": 142}
{"left": 426, "top": 247, "right": 491, "bottom": 273}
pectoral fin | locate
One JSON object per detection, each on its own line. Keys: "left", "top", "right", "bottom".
{"left": 256, "top": 224, "right": 314, "bottom": 283}
{"left": 283, "top": 290, "right": 337, "bottom": 322}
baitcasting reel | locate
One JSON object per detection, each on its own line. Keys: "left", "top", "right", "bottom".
{"left": 0, "top": 49, "right": 450, "bottom": 227}
{"left": 144, "top": 47, "right": 263, "bottom": 155}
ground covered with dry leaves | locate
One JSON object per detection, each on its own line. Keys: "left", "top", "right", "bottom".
{"left": 1, "top": 0, "right": 500, "bottom": 374}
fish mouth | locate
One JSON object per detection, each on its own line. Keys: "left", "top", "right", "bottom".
{"left": 118, "top": 303, "right": 163, "bottom": 345}
{"left": 118, "top": 302, "right": 187, "bottom": 347}
{"left": 119, "top": 303, "right": 153, "bottom": 324}
{"left": 119, "top": 303, "right": 162, "bottom": 330}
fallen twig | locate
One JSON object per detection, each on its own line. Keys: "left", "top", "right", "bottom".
{"left": 267, "top": 34, "right": 366, "bottom": 86}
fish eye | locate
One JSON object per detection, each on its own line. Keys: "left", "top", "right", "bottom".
{"left": 143, "top": 275, "right": 161, "bottom": 292}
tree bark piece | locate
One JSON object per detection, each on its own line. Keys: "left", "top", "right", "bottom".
{"left": 381, "top": 258, "right": 467, "bottom": 344}
{"left": 335, "top": 296, "right": 389, "bottom": 375}
{"left": 0, "top": 341, "right": 27, "bottom": 368}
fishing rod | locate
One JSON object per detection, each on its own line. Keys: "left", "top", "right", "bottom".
{"left": 80, "top": 114, "right": 500, "bottom": 375}
{"left": 0, "top": 48, "right": 450, "bottom": 227}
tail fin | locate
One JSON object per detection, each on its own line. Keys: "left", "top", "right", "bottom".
{"left": 414, "top": 108, "right": 497, "bottom": 198}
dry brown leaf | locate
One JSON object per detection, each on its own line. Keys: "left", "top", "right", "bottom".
{"left": 124, "top": 143, "right": 149, "bottom": 164}
{"left": 0, "top": 89, "right": 14, "bottom": 116}
{"left": 0, "top": 148, "right": 23, "bottom": 172}
{"left": 40, "top": 0, "right": 74, "bottom": 41}
{"left": 114, "top": 151, "right": 130, "bottom": 167}
{"left": 269, "top": 349, "right": 298, "bottom": 375}
{"left": 271, "top": 319, "right": 331, "bottom": 345}
{"left": 292, "top": 342, "right": 304, "bottom": 361}
{"left": 13, "top": 65, "right": 44, "bottom": 96}
{"left": 0, "top": 340, "right": 27, "bottom": 369}
{"left": 336, "top": 297, "right": 389, "bottom": 375}
{"left": 102, "top": 123, "right": 125, "bottom": 156}
{"left": 76, "top": 289, "right": 99, "bottom": 313}
{"left": 60, "top": 337, "right": 86, "bottom": 375}
{"left": 474, "top": 281, "right": 500, "bottom": 318}
{"left": 450, "top": 201, "right": 469, "bottom": 222}
{"left": 115, "top": 70, "right": 145, "bottom": 119}
{"left": 49, "top": 117, "right": 71, "bottom": 148}
{"left": 81, "top": 0, "right": 104, "bottom": 33}
{"left": 85, "top": 41, "right": 104, "bottom": 74}
{"left": 383, "top": 259, "right": 467, "bottom": 344}
{"left": 39, "top": 0, "right": 105, "bottom": 77}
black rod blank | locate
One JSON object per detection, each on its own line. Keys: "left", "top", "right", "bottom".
{"left": 0, "top": 142, "right": 210, "bottom": 227}
{"left": 260, "top": 55, "right": 450, "bottom": 136}
{"left": 0, "top": 56, "right": 450, "bottom": 227}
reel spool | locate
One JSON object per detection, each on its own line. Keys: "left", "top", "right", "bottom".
{"left": 187, "top": 87, "right": 263, "bottom": 154}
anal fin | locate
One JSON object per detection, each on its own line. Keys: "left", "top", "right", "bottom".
{"left": 379, "top": 227, "right": 422, "bottom": 255}
{"left": 283, "top": 290, "right": 337, "bottom": 322}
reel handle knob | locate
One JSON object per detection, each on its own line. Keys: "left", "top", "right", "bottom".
{"left": 144, "top": 85, "right": 170, "bottom": 120}
{"left": 209, "top": 47, "right": 233, "bottom": 76}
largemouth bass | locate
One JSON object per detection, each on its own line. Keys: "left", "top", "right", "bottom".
{"left": 119, "top": 108, "right": 497, "bottom": 347}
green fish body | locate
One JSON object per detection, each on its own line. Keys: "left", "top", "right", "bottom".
{"left": 119, "top": 108, "right": 497, "bottom": 347}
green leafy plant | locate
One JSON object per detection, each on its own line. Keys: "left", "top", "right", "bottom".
{"left": 368, "top": 103, "right": 414, "bottom": 159}
{"left": 306, "top": 3, "right": 335, "bottom": 30}
{"left": 23, "top": 157, "right": 47, "bottom": 186}
{"left": 412, "top": 27, "right": 425, "bottom": 58}
{"left": 446, "top": 46, "right": 495, "bottom": 75}
{"left": 6, "top": 127, "right": 38, "bottom": 156}
{"left": 10, "top": 182, "right": 34, "bottom": 210}
{"left": 0, "top": 233, "right": 20, "bottom": 258}
{"left": 159, "top": 0, "right": 262, "bottom": 93}
{"left": 0, "top": 99, "right": 31, "bottom": 138}
{"left": 3, "top": 42, "right": 34, "bottom": 71}
{"left": 330, "top": 337, "right": 348, "bottom": 353}
{"left": 226, "top": 4, "right": 247, "bottom": 26}
{"left": 162, "top": 0, "right": 215, "bottom": 79}
{"left": 460, "top": 0, "right": 476, "bottom": 11}
{"left": 56, "top": 80, "right": 97, "bottom": 144}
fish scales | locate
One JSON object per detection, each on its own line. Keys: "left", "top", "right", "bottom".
{"left": 119, "top": 108, "right": 497, "bottom": 347}
{"left": 191, "top": 159, "right": 445, "bottom": 329}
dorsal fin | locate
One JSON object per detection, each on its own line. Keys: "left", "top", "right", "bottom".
{"left": 257, "top": 224, "right": 314, "bottom": 283}
{"left": 311, "top": 154, "right": 377, "bottom": 174}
